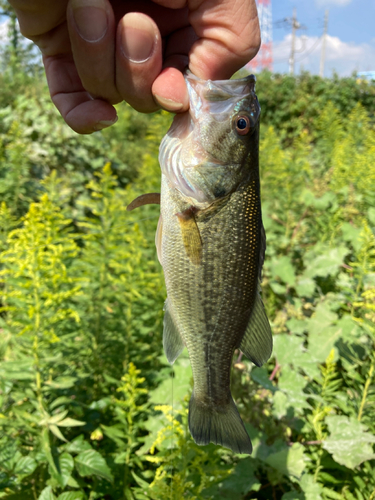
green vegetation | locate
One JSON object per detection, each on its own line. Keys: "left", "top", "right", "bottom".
{"left": 1, "top": 41, "right": 375, "bottom": 499}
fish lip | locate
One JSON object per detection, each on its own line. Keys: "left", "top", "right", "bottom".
{"left": 185, "top": 70, "right": 256, "bottom": 88}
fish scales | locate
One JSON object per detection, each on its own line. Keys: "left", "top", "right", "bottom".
{"left": 128, "top": 73, "right": 272, "bottom": 454}
{"left": 161, "top": 175, "right": 262, "bottom": 403}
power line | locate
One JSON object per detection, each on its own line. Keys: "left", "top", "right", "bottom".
{"left": 295, "top": 36, "right": 322, "bottom": 63}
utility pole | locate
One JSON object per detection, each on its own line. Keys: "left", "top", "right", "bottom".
{"left": 289, "top": 8, "right": 300, "bottom": 75}
{"left": 319, "top": 10, "right": 329, "bottom": 78}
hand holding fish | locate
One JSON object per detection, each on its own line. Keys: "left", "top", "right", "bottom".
{"left": 9, "top": 0, "right": 260, "bottom": 133}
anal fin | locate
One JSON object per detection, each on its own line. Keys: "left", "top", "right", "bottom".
{"left": 240, "top": 289, "right": 272, "bottom": 367}
{"left": 163, "top": 300, "right": 184, "bottom": 364}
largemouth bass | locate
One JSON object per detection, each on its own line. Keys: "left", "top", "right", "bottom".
{"left": 129, "top": 73, "right": 272, "bottom": 454}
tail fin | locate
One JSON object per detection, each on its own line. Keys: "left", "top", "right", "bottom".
{"left": 188, "top": 393, "right": 252, "bottom": 454}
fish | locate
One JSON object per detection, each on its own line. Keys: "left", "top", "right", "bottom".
{"left": 128, "top": 72, "right": 272, "bottom": 454}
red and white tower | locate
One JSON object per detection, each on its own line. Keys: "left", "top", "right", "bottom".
{"left": 247, "top": 0, "right": 273, "bottom": 72}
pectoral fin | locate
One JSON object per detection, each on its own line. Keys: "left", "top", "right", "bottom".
{"left": 240, "top": 289, "right": 272, "bottom": 367}
{"left": 163, "top": 300, "right": 184, "bottom": 364}
{"left": 127, "top": 193, "right": 160, "bottom": 211}
{"left": 176, "top": 206, "right": 202, "bottom": 265}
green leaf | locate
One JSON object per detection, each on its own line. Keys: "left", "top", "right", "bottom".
{"left": 49, "top": 424, "right": 67, "bottom": 443}
{"left": 57, "top": 493, "right": 85, "bottom": 500}
{"left": 14, "top": 456, "right": 37, "bottom": 478}
{"left": 282, "top": 492, "right": 304, "bottom": 500}
{"left": 273, "top": 333, "right": 320, "bottom": 379}
{"left": 278, "top": 369, "right": 310, "bottom": 411}
{"left": 272, "top": 391, "right": 289, "bottom": 419}
{"left": 75, "top": 450, "right": 113, "bottom": 483}
{"left": 303, "top": 246, "right": 349, "bottom": 278}
{"left": 41, "top": 428, "right": 57, "bottom": 474}
{"left": 270, "top": 256, "right": 296, "bottom": 286}
{"left": 49, "top": 397, "right": 73, "bottom": 411}
{"left": 273, "top": 334, "right": 302, "bottom": 365}
{"left": 300, "top": 474, "right": 323, "bottom": 500}
{"left": 49, "top": 452, "right": 74, "bottom": 488}
{"left": 38, "top": 486, "right": 56, "bottom": 500}
{"left": 149, "top": 355, "right": 192, "bottom": 409}
{"left": 323, "top": 415, "right": 375, "bottom": 469}
{"left": 295, "top": 277, "right": 315, "bottom": 297}
{"left": 0, "top": 359, "right": 34, "bottom": 381}
{"left": 58, "top": 418, "right": 86, "bottom": 427}
{"left": 45, "top": 377, "right": 78, "bottom": 389}
{"left": 322, "top": 488, "right": 345, "bottom": 499}
{"left": 341, "top": 222, "right": 362, "bottom": 251}
{"left": 308, "top": 327, "right": 341, "bottom": 363}
{"left": 204, "top": 458, "right": 261, "bottom": 498}
{"left": 64, "top": 435, "right": 92, "bottom": 454}
{"left": 47, "top": 410, "right": 69, "bottom": 425}
{"left": 270, "top": 281, "right": 287, "bottom": 295}
{"left": 286, "top": 318, "right": 309, "bottom": 335}
{"left": 309, "top": 302, "right": 337, "bottom": 329}
{"left": 131, "top": 471, "right": 150, "bottom": 490}
{"left": 251, "top": 367, "right": 276, "bottom": 393}
{"left": 306, "top": 303, "right": 340, "bottom": 363}
{"left": 265, "top": 443, "right": 305, "bottom": 479}
{"left": 368, "top": 207, "right": 375, "bottom": 225}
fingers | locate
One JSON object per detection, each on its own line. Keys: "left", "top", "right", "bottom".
{"left": 68, "top": 2, "right": 180, "bottom": 113}
{"left": 152, "top": 25, "right": 197, "bottom": 112}
{"left": 43, "top": 52, "right": 118, "bottom": 134}
{"left": 188, "top": 0, "right": 261, "bottom": 80}
{"left": 115, "top": 13, "right": 162, "bottom": 112}
{"left": 66, "top": 0, "right": 120, "bottom": 103}
{"left": 8, "top": 1, "right": 68, "bottom": 38}
{"left": 151, "top": 0, "right": 260, "bottom": 112}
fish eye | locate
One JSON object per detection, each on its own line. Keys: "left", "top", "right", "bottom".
{"left": 235, "top": 115, "right": 251, "bottom": 136}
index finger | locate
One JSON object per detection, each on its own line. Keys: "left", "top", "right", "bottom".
{"left": 9, "top": 0, "right": 118, "bottom": 133}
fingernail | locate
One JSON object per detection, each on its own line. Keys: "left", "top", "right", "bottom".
{"left": 121, "top": 13, "right": 156, "bottom": 63}
{"left": 153, "top": 94, "right": 184, "bottom": 112}
{"left": 94, "top": 116, "right": 118, "bottom": 131}
{"left": 71, "top": 0, "right": 108, "bottom": 42}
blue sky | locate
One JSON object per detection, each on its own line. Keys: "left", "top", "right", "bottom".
{"left": 258, "top": 0, "right": 375, "bottom": 76}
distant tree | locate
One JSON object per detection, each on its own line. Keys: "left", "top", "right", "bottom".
{"left": 0, "top": 1, "right": 43, "bottom": 80}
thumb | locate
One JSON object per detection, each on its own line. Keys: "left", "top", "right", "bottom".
{"left": 188, "top": 0, "right": 260, "bottom": 80}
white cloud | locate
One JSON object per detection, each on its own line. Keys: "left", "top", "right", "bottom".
{"left": 315, "top": 0, "right": 353, "bottom": 6}
{"left": 273, "top": 33, "right": 375, "bottom": 76}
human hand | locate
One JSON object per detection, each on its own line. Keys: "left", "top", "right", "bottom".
{"left": 9, "top": 0, "right": 260, "bottom": 134}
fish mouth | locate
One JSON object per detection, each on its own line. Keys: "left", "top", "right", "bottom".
{"left": 185, "top": 71, "right": 257, "bottom": 108}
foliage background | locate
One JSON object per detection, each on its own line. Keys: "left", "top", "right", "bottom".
{"left": 1, "top": 20, "right": 375, "bottom": 500}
